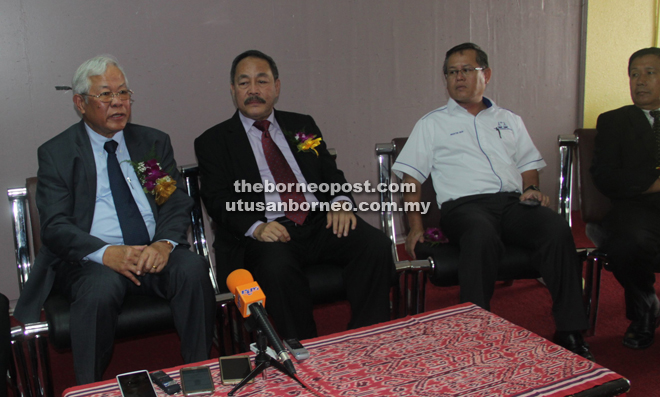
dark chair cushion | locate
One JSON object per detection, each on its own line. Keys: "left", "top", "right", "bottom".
{"left": 43, "top": 294, "right": 174, "bottom": 350}
{"left": 415, "top": 243, "right": 540, "bottom": 287}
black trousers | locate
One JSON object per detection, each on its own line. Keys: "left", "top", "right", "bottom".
{"left": 244, "top": 214, "right": 395, "bottom": 340}
{"left": 600, "top": 200, "right": 660, "bottom": 321}
{"left": 439, "top": 193, "right": 588, "bottom": 331}
{"left": 55, "top": 248, "right": 216, "bottom": 385}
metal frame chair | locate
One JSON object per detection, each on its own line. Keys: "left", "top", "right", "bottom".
{"left": 7, "top": 159, "right": 434, "bottom": 396}
{"left": 558, "top": 129, "right": 611, "bottom": 335}
{"left": 181, "top": 161, "right": 434, "bottom": 350}
{"left": 376, "top": 138, "right": 576, "bottom": 314}
{"left": 7, "top": 174, "right": 234, "bottom": 397}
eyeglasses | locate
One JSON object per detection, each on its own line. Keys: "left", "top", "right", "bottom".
{"left": 82, "top": 89, "right": 133, "bottom": 103}
{"left": 446, "top": 67, "right": 484, "bottom": 79}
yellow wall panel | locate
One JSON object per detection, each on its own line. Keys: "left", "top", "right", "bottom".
{"left": 584, "top": 0, "right": 656, "bottom": 127}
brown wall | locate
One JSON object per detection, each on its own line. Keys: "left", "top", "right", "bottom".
{"left": 0, "top": 0, "right": 583, "bottom": 301}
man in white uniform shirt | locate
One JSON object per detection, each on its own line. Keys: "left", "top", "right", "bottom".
{"left": 393, "top": 43, "right": 591, "bottom": 360}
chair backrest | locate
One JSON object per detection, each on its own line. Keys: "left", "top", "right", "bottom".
{"left": 574, "top": 129, "right": 612, "bottom": 223}
{"left": 26, "top": 178, "right": 41, "bottom": 256}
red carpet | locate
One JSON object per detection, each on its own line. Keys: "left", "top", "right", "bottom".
{"left": 17, "top": 212, "right": 659, "bottom": 396}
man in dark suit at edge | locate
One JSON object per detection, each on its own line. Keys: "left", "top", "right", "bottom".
{"left": 195, "top": 50, "right": 394, "bottom": 340}
{"left": 13, "top": 55, "right": 215, "bottom": 384}
{"left": 592, "top": 47, "right": 660, "bottom": 349}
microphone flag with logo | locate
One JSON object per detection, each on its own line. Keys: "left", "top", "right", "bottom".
{"left": 226, "top": 269, "right": 296, "bottom": 376}
{"left": 226, "top": 269, "right": 266, "bottom": 318}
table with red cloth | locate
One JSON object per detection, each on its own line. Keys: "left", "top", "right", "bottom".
{"left": 63, "top": 303, "right": 629, "bottom": 397}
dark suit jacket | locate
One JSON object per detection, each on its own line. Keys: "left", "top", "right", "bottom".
{"left": 592, "top": 105, "right": 660, "bottom": 203}
{"left": 194, "top": 110, "right": 352, "bottom": 282}
{"left": 13, "top": 120, "right": 193, "bottom": 324}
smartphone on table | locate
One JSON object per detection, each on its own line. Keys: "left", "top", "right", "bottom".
{"left": 180, "top": 365, "right": 215, "bottom": 396}
{"left": 219, "top": 355, "right": 253, "bottom": 386}
{"left": 284, "top": 338, "right": 310, "bottom": 361}
{"left": 117, "top": 370, "right": 158, "bottom": 397}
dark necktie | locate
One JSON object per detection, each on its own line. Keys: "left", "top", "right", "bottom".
{"left": 651, "top": 110, "right": 660, "bottom": 167}
{"left": 254, "top": 120, "right": 308, "bottom": 225}
{"left": 104, "top": 140, "right": 151, "bottom": 245}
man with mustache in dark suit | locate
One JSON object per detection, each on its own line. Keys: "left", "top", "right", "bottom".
{"left": 592, "top": 47, "right": 660, "bottom": 350}
{"left": 195, "top": 50, "right": 395, "bottom": 340}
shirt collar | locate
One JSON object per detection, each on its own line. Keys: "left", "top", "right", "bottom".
{"left": 84, "top": 122, "right": 125, "bottom": 153}
{"left": 238, "top": 110, "right": 279, "bottom": 135}
{"left": 447, "top": 96, "right": 495, "bottom": 116}
{"left": 641, "top": 107, "right": 660, "bottom": 125}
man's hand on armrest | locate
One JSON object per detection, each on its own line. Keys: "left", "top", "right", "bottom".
{"left": 254, "top": 221, "right": 291, "bottom": 243}
{"left": 102, "top": 245, "right": 146, "bottom": 286}
{"left": 405, "top": 226, "right": 425, "bottom": 261}
{"left": 520, "top": 169, "right": 550, "bottom": 207}
{"left": 519, "top": 189, "right": 550, "bottom": 207}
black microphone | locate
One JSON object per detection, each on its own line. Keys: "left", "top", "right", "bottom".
{"left": 226, "top": 269, "right": 296, "bottom": 375}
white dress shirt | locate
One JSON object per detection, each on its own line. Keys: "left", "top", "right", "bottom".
{"left": 393, "top": 97, "right": 546, "bottom": 208}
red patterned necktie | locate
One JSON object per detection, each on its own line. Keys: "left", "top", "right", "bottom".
{"left": 254, "top": 120, "right": 308, "bottom": 225}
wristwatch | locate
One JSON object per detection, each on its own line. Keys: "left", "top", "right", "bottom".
{"left": 524, "top": 185, "right": 540, "bottom": 193}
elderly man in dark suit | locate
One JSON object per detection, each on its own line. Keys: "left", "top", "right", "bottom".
{"left": 592, "top": 47, "right": 660, "bottom": 350}
{"left": 195, "top": 50, "right": 394, "bottom": 340}
{"left": 13, "top": 55, "right": 215, "bottom": 384}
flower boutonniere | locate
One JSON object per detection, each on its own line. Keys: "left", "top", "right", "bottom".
{"left": 283, "top": 129, "right": 323, "bottom": 156}
{"left": 125, "top": 148, "right": 176, "bottom": 205}
{"left": 424, "top": 227, "right": 449, "bottom": 246}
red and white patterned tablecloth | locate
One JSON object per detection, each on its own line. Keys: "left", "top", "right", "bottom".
{"left": 63, "top": 303, "right": 628, "bottom": 397}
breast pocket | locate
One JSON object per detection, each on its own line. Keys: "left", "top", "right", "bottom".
{"left": 498, "top": 129, "right": 517, "bottom": 158}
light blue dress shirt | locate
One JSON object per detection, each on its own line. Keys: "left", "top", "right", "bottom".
{"left": 83, "top": 123, "right": 166, "bottom": 264}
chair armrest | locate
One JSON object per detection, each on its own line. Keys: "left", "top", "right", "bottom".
{"left": 557, "top": 134, "right": 578, "bottom": 225}
{"left": 7, "top": 187, "right": 32, "bottom": 291}
{"left": 179, "top": 164, "right": 220, "bottom": 295}
{"left": 394, "top": 257, "right": 435, "bottom": 274}
{"left": 376, "top": 142, "right": 400, "bottom": 261}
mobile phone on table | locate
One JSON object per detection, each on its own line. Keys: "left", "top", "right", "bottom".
{"left": 219, "top": 355, "right": 254, "bottom": 386}
{"left": 150, "top": 370, "right": 180, "bottom": 394}
{"left": 180, "top": 366, "right": 215, "bottom": 396}
{"left": 284, "top": 338, "right": 310, "bottom": 361}
{"left": 117, "top": 370, "right": 158, "bottom": 397}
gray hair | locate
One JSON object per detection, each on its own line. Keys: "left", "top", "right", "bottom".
{"left": 72, "top": 55, "right": 128, "bottom": 98}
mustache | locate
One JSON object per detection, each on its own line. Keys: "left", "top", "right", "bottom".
{"left": 244, "top": 96, "right": 266, "bottom": 105}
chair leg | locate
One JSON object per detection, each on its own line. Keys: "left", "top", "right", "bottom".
{"left": 418, "top": 271, "right": 427, "bottom": 314}
{"left": 10, "top": 338, "right": 31, "bottom": 397}
{"left": 409, "top": 271, "right": 420, "bottom": 316}
{"left": 582, "top": 255, "right": 602, "bottom": 337}
{"left": 25, "top": 334, "right": 53, "bottom": 397}
{"left": 590, "top": 258, "right": 604, "bottom": 336}
{"left": 26, "top": 339, "right": 42, "bottom": 397}
{"left": 390, "top": 281, "right": 400, "bottom": 320}
{"left": 36, "top": 336, "right": 52, "bottom": 397}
